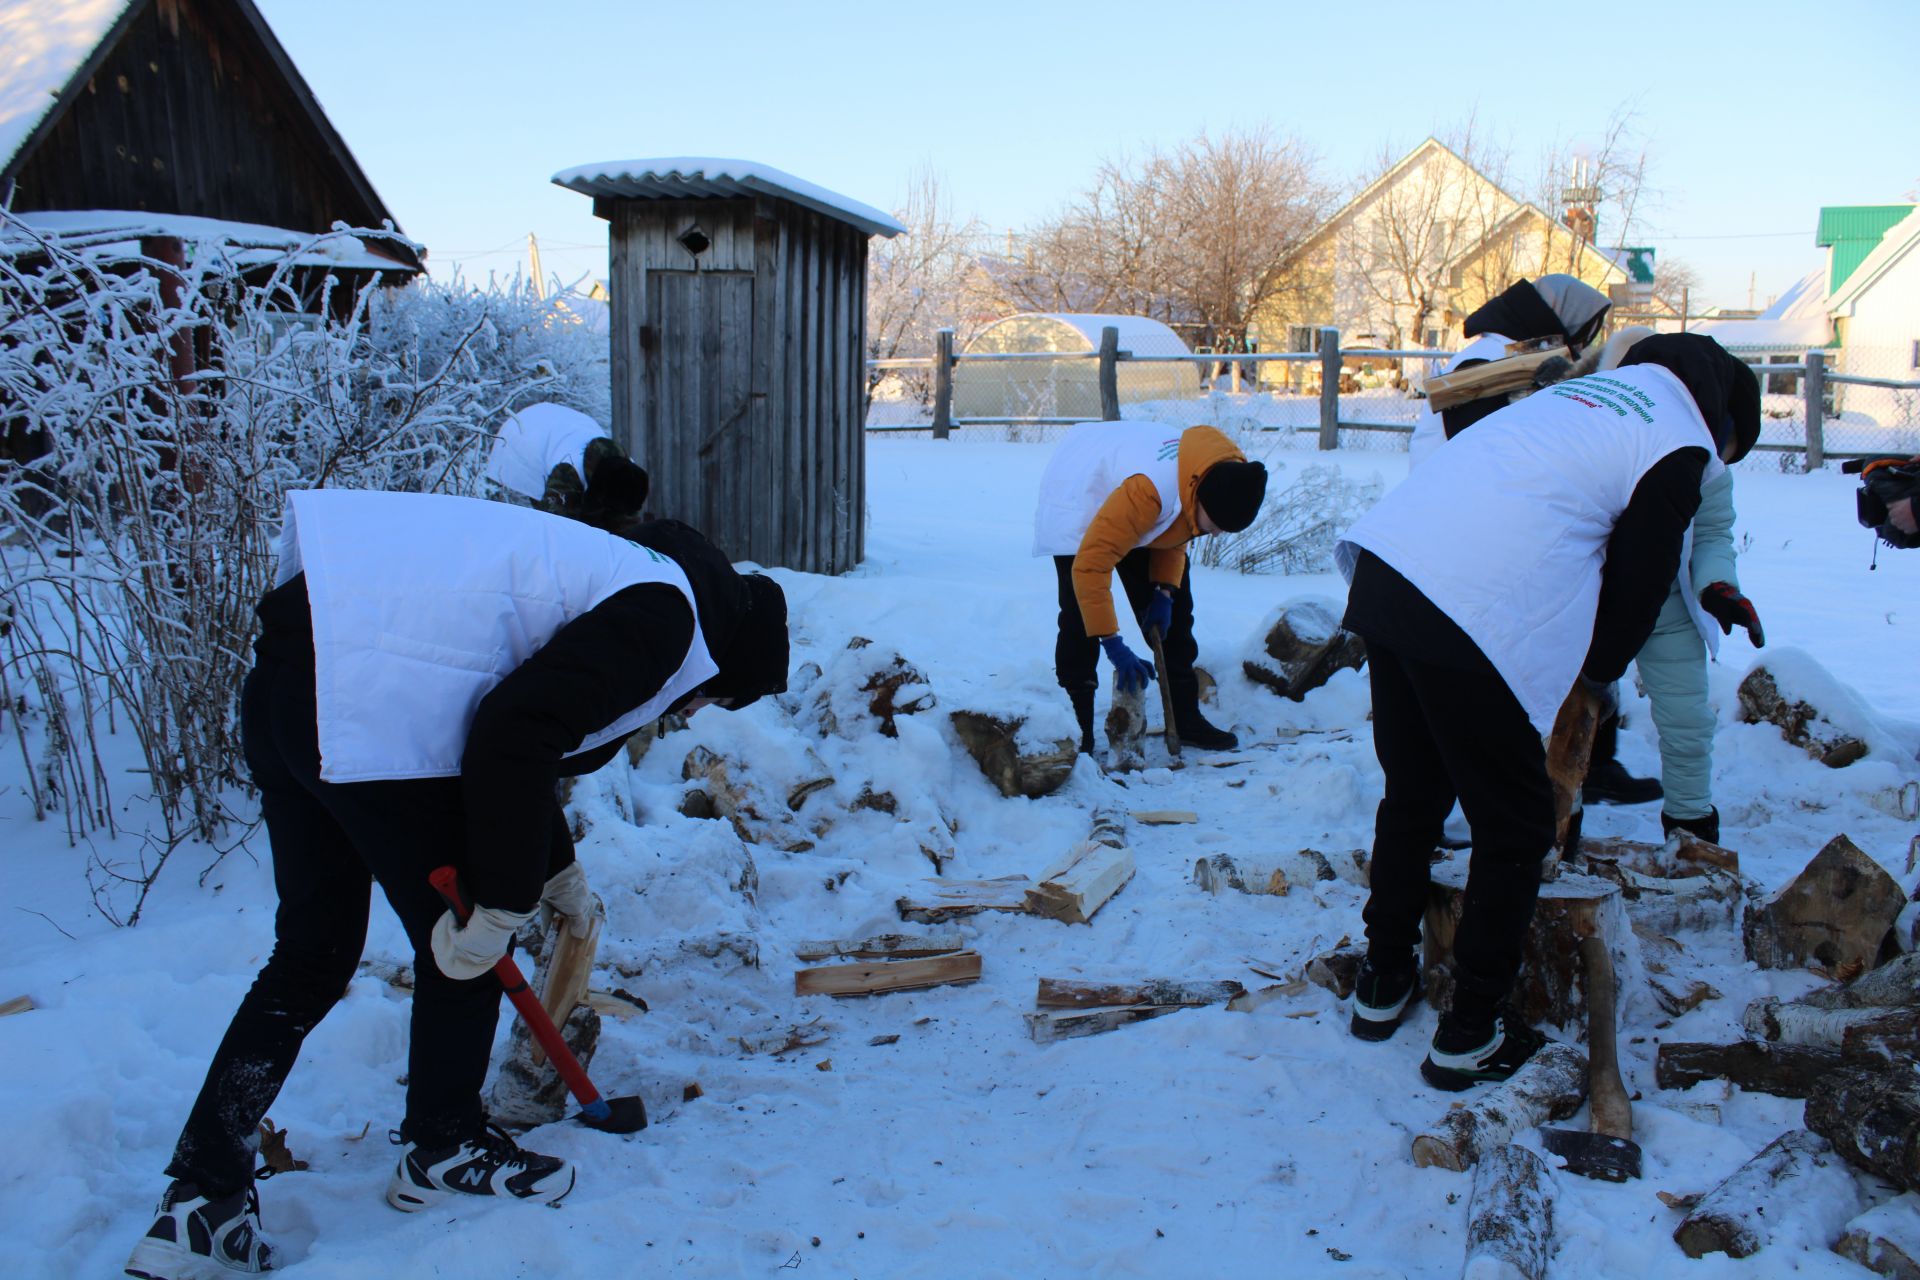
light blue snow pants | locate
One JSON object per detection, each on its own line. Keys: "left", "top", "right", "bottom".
{"left": 1636, "top": 585, "right": 1713, "bottom": 820}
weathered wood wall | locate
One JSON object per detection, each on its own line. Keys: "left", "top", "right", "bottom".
{"left": 605, "top": 194, "right": 868, "bottom": 574}
{"left": 8, "top": 0, "right": 387, "bottom": 233}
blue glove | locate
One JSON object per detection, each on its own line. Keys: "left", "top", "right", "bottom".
{"left": 1142, "top": 585, "right": 1174, "bottom": 642}
{"left": 1100, "top": 635, "right": 1156, "bottom": 694}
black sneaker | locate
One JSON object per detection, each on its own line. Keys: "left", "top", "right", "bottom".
{"left": 1349, "top": 957, "right": 1421, "bottom": 1042}
{"left": 1175, "top": 711, "right": 1238, "bottom": 751}
{"left": 1661, "top": 807, "right": 1719, "bottom": 845}
{"left": 387, "top": 1123, "right": 575, "bottom": 1212}
{"left": 125, "top": 1180, "right": 273, "bottom": 1278}
{"left": 1582, "top": 757, "right": 1662, "bottom": 806}
{"left": 1420, "top": 1015, "right": 1545, "bottom": 1091}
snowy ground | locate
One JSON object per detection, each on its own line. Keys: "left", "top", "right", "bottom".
{"left": 3, "top": 440, "right": 1917, "bottom": 1279}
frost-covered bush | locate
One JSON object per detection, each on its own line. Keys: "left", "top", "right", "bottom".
{"left": 1195, "top": 462, "right": 1381, "bottom": 574}
{"left": 0, "top": 212, "right": 608, "bottom": 919}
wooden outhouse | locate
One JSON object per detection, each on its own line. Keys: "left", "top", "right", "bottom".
{"left": 554, "top": 158, "right": 903, "bottom": 574}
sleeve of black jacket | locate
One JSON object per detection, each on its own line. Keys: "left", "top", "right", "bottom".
{"left": 1584, "top": 448, "right": 1709, "bottom": 683}
{"left": 461, "top": 583, "right": 695, "bottom": 911}
{"left": 1439, "top": 361, "right": 1504, "bottom": 440}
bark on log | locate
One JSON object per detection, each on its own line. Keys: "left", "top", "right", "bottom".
{"left": 1307, "top": 946, "right": 1366, "bottom": 999}
{"left": 1744, "top": 834, "right": 1906, "bottom": 973}
{"left": 1462, "top": 1144, "right": 1556, "bottom": 1280}
{"left": 1654, "top": 1041, "right": 1845, "bottom": 1099}
{"left": 947, "top": 710, "right": 1077, "bottom": 799}
{"left": 1673, "top": 1129, "right": 1862, "bottom": 1259}
{"left": 1581, "top": 834, "right": 1741, "bottom": 876}
{"left": 1424, "top": 863, "right": 1624, "bottom": 1031}
{"left": 1241, "top": 599, "right": 1367, "bottom": 702}
{"left": 1034, "top": 977, "right": 1244, "bottom": 1009}
{"left": 1411, "top": 1043, "right": 1589, "bottom": 1172}
{"left": 1805, "top": 1067, "right": 1920, "bottom": 1191}
{"left": 1841, "top": 1008, "right": 1920, "bottom": 1066}
{"left": 897, "top": 875, "right": 1034, "bottom": 923}
{"left": 1193, "top": 849, "right": 1367, "bottom": 896}
{"left": 1743, "top": 996, "right": 1897, "bottom": 1049}
{"left": 1835, "top": 1198, "right": 1920, "bottom": 1280}
{"left": 1104, "top": 686, "right": 1147, "bottom": 772}
{"left": 1799, "top": 951, "right": 1920, "bottom": 1011}
{"left": 1027, "top": 841, "right": 1135, "bottom": 925}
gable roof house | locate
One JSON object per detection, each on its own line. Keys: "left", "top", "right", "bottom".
{"left": 1821, "top": 204, "right": 1920, "bottom": 432}
{"left": 0, "top": 0, "right": 421, "bottom": 301}
{"left": 1255, "top": 137, "right": 1628, "bottom": 355}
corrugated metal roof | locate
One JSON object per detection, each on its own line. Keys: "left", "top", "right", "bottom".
{"left": 1815, "top": 204, "right": 1916, "bottom": 294}
{"left": 552, "top": 158, "right": 904, "bottom": 238}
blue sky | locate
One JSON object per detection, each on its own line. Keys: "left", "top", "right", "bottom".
{"left": 259, "top": 0, "right": 1917, "bottom": 314}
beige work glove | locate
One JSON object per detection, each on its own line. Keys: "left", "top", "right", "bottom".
{"left": 538, "top": 861, "right": 595, "bottom": 939}
{"left": 429, "top": 903, "right": 535, "bottom": 981}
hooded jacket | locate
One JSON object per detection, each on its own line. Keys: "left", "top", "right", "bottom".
{"left": 1034, "top": 422, "right": 1244, "bottom": 637}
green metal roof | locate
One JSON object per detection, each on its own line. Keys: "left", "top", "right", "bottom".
{"left": 1816, "top": 204, "right": 1916, "bottom": 293}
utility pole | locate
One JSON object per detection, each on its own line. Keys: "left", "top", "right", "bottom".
{"left": 527, "top": 233, "right": 546, "bottom": 301}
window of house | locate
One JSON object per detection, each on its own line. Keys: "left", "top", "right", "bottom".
{"left": 1911, "top": 338, "right": 1919, "bottom": 370}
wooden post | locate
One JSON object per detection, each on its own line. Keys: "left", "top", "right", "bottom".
{"left": 1804, "top": 348, "right": 1826, "bottom": 471}
{"left": 1098, "top": 325, "right": 1121, "bottom": 421}
{"left": 931, "top": 328, "right": 954, "bottom": 441}
{"left": 1317, "top": 326, "right": 1340, "bottom": 450}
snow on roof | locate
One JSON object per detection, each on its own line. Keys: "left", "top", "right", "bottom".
{"left": 966, "top": 313, "right": 1194, "bottom": 356}
{"left": 0, "top": 209, "right": 423, "bottom": 272}
{"left": 551, "top": 157, "right": 904, "bottom": 238}
{"left": 1698, "top": 268, "right": 1830, "bottom": 351}
{"left": 0, "top": 0, "right": 131, "bottom": 173}
{"left": 1827, "top": 205, "right": 1920, "bottom": 314}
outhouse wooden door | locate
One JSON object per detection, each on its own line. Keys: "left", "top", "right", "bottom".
{"left": 645, "top": 269, "right": 758, "bottom": 545}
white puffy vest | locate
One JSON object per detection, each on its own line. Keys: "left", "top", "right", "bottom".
{"left": 274, "top": 489, "right": 717, "bottom": 783}
{"left": 1032, "top": 421, "right": 1185, "bottom": 556}
{"left": 1408, "top": 333, "right": 1511, "bottom": 469}
{"left": 1338, "top": 364, "right": 1725, "bottom": 734}
{"left": 484, "top": 402, "right": 607, "bottom": 501}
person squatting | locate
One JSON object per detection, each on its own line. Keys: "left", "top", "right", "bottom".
{"left": 128, "top": 320, "right": 1782, "bottom": 1277}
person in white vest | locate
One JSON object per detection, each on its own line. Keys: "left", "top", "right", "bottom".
{"left": 1407, "top": 275, "right": 1613, "bottom": 468}
{"left": 485, "top": 401, "right": 650, "bottom": 530}
{"left": 1336, "top": 334, "right": 1759, "bottom": 1091}
{"left": 1033, "top": 421, "right": 1268, "bottom": 754}
{"left": 125, "top": 493, "right": 788, "bottom": 1280}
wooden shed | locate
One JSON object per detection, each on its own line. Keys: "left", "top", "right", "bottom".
{"left": 553, "top": 158, "right": 903, "bottom": 575}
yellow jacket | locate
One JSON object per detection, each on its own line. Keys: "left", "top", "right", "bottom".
{"left": 1072, "top": 425, "right": 1244, "bottom": 637}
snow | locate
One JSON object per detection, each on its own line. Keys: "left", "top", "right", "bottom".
{"left": 1697, "top": 269, "right": 1830, "bottom": 352}
{"left": 3, "top": 441, "right": 1919, "bottom": 1278}
{"left": 0, "top": 0, "right": 129, "bottom": 173}
{"left": 0, "top": 209, "right": 422, "bottom": 272}
{"left": 551, "top": 157, "right": 906, "bottom": 239}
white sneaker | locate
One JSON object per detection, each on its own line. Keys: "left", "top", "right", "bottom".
{"left": 386, "top": 1123, "right": 575, "bottom": 1211}
{"left": 124, "top": 1180, "right": 273, "bottom": 1278}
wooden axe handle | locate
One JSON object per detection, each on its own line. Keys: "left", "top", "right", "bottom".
{"left": 1579, "top": 932, "right": 1632, "bottom": 1143}
{"left": 1148, "top": 630, "right": 1180, "bottom": 759}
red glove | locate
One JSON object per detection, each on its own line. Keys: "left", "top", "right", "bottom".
{"left": 1699, "top": 582, "right": 1764, "bottom": 647}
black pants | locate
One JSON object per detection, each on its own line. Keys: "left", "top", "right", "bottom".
{"left": 1361, "top": 640, "right": 1555, "bottom": 1020}
{"left": 1052, "top": 551, "right": 1199, "bottom": 706}
{"left": 165, "top": 646, "right": 507, "bottom": 1197}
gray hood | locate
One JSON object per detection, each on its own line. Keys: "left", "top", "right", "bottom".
{"left": 1531, "top": 274, "right": 1612, "bottom": 354}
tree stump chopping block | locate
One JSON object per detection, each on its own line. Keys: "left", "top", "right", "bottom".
{"left": 1423, "top": 861, "right": 1626, "bottom": 1032}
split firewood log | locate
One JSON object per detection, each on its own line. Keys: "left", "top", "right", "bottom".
{"left": 1411, "top": 1043, "right": 1588, "bottom": 1172}
{"left": 1834, "top": 1198, "right": 1920, "bottom": 1280}
{"left": 1034, "top": 977, "right": 1244, "bottom": 1009}
{"left": 1462, "top": 1143, "right": 1556, "bottom": 1280}
{"left": 1672, "top": 1129, "right": 1863, "bottom": 1259}
{"left": 1805, "top": 1067, "right": 1920, "bottom": 1192}
{"left": 1744, "top": 834, "right": 1906, "bottom": 973}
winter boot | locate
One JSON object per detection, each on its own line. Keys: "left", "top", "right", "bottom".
{"left": 1349, "top": 953, "right": 1422, "bottom": 1042}
{"left": 1581, "top": 714, "right": 1661, "bottom": 806}
{"left": 386, "top": 1123, "right": 575, "bottom": 1212}
{"left": 1068, "top": 685, "right": 1097, "bottom": 757}
{"left": 1174, "top": 708, "right": 1238, "bottom": 751}
{"left": 124, "top": 1180, "right": 273, "bottom": 1278}
{"left": 1420, "top": 1011, "right": 1545, "bottom": 1092}
{"left": 1661, "top": 807, "right": 1719, "bottom": 845}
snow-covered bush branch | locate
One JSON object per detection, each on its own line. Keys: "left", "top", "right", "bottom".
{"left": 1194, "top": 461, "right": 1381, "bottom": 575}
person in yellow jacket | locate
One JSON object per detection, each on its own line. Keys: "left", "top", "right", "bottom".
{"left": 1032, "top": 420, "right": 1268, "bottom": 754}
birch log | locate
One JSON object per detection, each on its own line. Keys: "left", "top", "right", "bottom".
{"left": 1672, "top": 1129, "right": 1862, "bottom": 1259}
{"left": 1411, "top": 1043, "right": 1588, "bottom": 1172}
{"left": 1462, "top": 1144, "right": 1556, "bottom": 1280}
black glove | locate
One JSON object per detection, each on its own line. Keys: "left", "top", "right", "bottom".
{"left": 1142, "top": 586, "right": 1174, "bottom": 642}
{"left": 1699, "top": 582, "right": 1765, "bottom": 647}
{"left": 1100, "top": 635, "right": 1156, "bottom": 695}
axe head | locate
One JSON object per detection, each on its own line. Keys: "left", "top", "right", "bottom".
{"left": 1540, "top": 1126, "right": 1642, "bottom": 1182}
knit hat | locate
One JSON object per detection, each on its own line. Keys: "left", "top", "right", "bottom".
{"left": 1196, "top": 460, "right": 1268, "bottom": 533}
{"left": 1618, "top": 334, "right": 1760, "bottom": 463}
{"left": 702, "top": 574, "right": 789, "bottom": 711}
{"left": 582, "top": 454, "right": 649, "bottom": 520}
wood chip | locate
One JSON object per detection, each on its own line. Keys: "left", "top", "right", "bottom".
{"left": 0, "top": 995, "right": 34, "bottom": 1018}
{"left": 1130, "top": 810, "right": 1199, "bottom": 825}
{"left": 869, "top": 1034, "right": 901, "bottom": 1046}
{"left": 682, "top": 1082, "right": 705, "bottom": 1102}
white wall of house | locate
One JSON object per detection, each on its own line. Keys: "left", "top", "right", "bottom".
{"left": 1831, "top": 219, "right": 1920, "bottom": 431}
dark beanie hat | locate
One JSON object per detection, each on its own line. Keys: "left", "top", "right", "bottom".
{"left": 1196, "top": 460, "right": 1269, "bottom": 533}
{"left": 580, "top": 454, "right": 650, "bottom": 522}
{"left": 1619, "top": 333, "right": 1760, "bottom": 463}
{"left": 704, "top": 574, "right": 789, "bottom": 711}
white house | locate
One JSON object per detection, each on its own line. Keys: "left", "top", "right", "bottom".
{"left": 1824, "top": 205, "right": 1920, "bottom": 429}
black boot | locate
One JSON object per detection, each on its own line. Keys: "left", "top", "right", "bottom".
{"left": 1170, "top": 679, "right": 1237, "bottom": 751}
{"left": 1661, "top": 807, "right": 1719, "bottom": 845}
{"left": 1068, "top": 686, "right": 1097, "bottom": 757}
{"left": 1581, "top": 714, "right": 1662, "bottom": 806}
